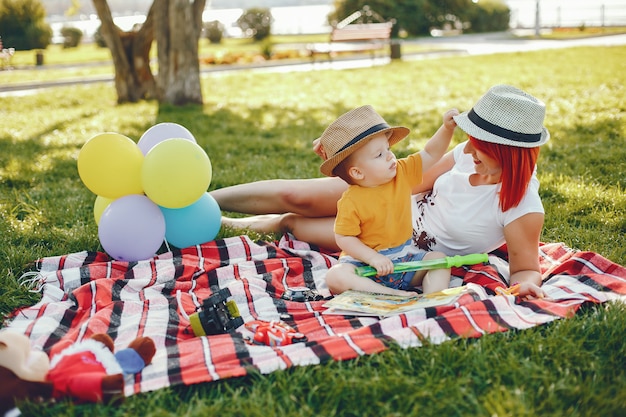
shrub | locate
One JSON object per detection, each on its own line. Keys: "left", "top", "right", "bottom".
{"left": 94, "top": 25, "right": 107, "bottom": 48}
{"left": 236, "top": 8, "right": 272, "bottom": 41}
{"left": 204, "top": 20, "right": 224, "bottom": 44}
{"left": 60, "top": 26, "right": 83, "bottom": 48}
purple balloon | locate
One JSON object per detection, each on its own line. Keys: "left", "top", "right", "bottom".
{"left": 137, "top": 123, "right": 196, "bottom": 155}
{"left": 98, "top": 194, "right": 165, "bottom": 261}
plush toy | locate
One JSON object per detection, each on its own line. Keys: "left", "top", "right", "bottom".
{"left": 46, "top": 333, "right": 156, "bottom": 403}
{"left": 0, "top": 331, "right": 53, "bottom": 416}
{"left": 0, "top": 330, "right": 156, "bottom": 415}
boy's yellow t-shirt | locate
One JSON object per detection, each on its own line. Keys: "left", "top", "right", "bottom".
{"left": 334, "top": 153, "right": 423, "bottom": 252}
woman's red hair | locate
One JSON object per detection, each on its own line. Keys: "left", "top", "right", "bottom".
{"left": 468, "top": 136, "right": 540, "bottom": 212}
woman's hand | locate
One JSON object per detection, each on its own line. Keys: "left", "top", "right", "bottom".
{"left": 312, "top": 138, "right": 328, "bottom": 160}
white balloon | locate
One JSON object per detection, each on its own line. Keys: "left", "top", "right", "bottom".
{"left": 137, "top": 122, "right": 196, "bottom": 155}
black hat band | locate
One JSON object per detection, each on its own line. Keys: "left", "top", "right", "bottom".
{"left": 334, "top": 123, "right": 390, "bottom": 155}
{"left": 468, "top": 109, "right": 541, "bottom": 143}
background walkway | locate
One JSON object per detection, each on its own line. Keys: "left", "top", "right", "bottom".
{"left": 2, "top": 32, "right": 626, "bottom": 96}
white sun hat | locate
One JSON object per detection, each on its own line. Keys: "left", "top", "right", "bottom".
{"left": 453, "top": 84, "right": 550, "bottom": 148}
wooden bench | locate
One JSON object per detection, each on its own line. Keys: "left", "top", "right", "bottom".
{"left": 306, "top": 22, "right": 393, "bottom": 62}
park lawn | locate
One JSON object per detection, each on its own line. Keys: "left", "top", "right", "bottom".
{"left": 1, "top": 45, "right": 625, "bottom": 416}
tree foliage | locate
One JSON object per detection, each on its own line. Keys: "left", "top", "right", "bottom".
{"left": 460, "top": 0, "right": 510, "bottom": 34}
{"left": 0, "top": 0, "right": 51, "bottom": 50}
{"left": 331, "top": 0, "right": 510, "bottom": 37}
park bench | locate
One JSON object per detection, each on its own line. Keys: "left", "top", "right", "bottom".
{"left": 306, "top": 21, "right": 393, "bottom": 62}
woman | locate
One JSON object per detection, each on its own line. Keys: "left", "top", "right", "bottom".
{"left": 211, "top": 85, "right": 549, "bottom": 298}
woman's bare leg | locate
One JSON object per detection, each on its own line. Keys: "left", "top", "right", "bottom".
{"left": 210, "top": 177, "right": 347, "bottom": 217}
{"left": 222, "top": 214, "right": 340, "bottom": 251}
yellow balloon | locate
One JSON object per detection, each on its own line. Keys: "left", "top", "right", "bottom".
{"left": 142, "top": 139, "right": 212, "bottom": 209}
{"left": 93, "top": 195, "right": 115, "bottom": 225}
{"left": 78, "top": 133, "right": 144, "bottom": 199}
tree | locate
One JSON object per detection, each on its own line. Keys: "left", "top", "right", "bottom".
{"left": 331, "top": 0, "right": 510, "bottom": 37}
{"left": 461, "top": 0, "right": 510, "bottom": 33}
{"left": 93, "top": 0, "right": 156, "bottom": 103}
{"left": 153, "top": 0, "right": 206, "bottom": 105}
{"left": 0, "top": 0, "right": 51, "bottom": 50}
{"left": 93, "top": 0, "right": 206, "bottom": 105}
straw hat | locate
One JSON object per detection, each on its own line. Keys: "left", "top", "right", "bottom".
{"left": 319, "top": 105, "right": 410, "bottom": 177}
{"left": 453, "top": 84, "right": 550, "bottom": 148}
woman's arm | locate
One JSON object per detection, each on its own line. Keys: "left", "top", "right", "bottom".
{"left": 503, "top": 212, "right": 546, "bottom": 298}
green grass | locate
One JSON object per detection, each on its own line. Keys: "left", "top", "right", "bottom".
{"left": 541, "top": 26, "right": 626, "bottom": 39}
{"left": 1, "top": 45, "right": 626, "bottom": 416}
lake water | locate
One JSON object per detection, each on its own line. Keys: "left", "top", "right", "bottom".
{"left": 49, "top": 1, "right": 626, "bottom": 42}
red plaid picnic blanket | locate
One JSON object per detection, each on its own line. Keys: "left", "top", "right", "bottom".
{"left": 6, "top": 234, "right": 626, "bottom": 396}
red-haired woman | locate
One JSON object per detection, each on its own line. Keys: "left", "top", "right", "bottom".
{"left": 212, "top": 85, "right": 549, "bottom": 299}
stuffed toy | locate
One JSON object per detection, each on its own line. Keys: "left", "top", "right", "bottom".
{"left": 0, "top": 331, "right": 53, "bottom": 416}
{"left": 46, "top": 333, "right": 156, "bottom": 403}
{"left": 0, "top": 330, "right": 156, "bottom": 415}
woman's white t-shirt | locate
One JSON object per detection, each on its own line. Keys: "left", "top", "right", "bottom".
{"left": 411, "top": 141, "right": 544, "bottom": 256}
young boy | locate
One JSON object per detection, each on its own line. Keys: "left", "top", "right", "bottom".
{"left": 320, "top": 105, "right": 458, "bottom": 296}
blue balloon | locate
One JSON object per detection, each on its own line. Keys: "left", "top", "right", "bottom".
{"left": 160, "top": 193, "right": 222, "bottom": 248}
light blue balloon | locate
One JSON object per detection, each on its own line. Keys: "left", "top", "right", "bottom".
{"left": 160, "top": 192, "right": 221, "bottom": 248}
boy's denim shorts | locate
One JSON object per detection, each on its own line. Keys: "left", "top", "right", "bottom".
{"left": 339, "top": 239, "right": 426, "bottom": 290}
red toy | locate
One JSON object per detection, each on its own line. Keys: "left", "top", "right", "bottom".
{"left": 0, "top": 331, "right": 53, "bottom": 416}
{"left": 47, "top": 333, "right": 156, "bottom": 403}
{"left": 244, "top": 320, "right": 307, "bottom": 346}
{"left": 0, "top": 330, "right": 156, "bottom": 415}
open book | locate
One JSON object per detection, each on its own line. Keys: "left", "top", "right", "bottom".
{"left": 322, "top": 285, "right": 473, "bottom": 317}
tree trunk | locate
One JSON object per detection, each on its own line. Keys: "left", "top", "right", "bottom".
{"left": 154, "top": 0, "right": 206, "bottom": 105}
{"left": 93, "top": 0, "right": 156, "bottom": 103}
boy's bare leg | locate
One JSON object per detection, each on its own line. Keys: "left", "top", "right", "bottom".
{"left": 408, "top": 251, "right": 451, "bottom": 294}
{"left": 210, "top": 177, "right": 347, "bottom": 217}
{"left": 326, "top": 263, "right": 417, "bottom": 296}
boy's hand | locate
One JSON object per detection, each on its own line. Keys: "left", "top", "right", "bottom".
{"left": 313, "top": 138, "right": 327, "bottom": 160}
{"left": 443, "top": 108, "right": 459, "bottom": 131}
{"left": 517, "top": 281, "right": 549, "bottom": 300}
{"left": 368, "top": 253, "right": 394, "bottom": 276}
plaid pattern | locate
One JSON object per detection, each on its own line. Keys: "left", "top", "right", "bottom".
{"left": 6, "top": 235, "right": 626, "bottom": 396}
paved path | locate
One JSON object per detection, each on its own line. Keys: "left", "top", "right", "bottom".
{"left": 2, "top": 32, "right": 626, "bottom": 96}
{"left": 413, "top": 31, "right": 626, "bottom": 55}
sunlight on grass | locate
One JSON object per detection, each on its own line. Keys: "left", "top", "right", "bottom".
{"left": 1, "top": 44, "right": 626, "bottom": 417}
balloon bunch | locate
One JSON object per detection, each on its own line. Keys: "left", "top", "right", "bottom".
{"left": 78, "top": 123, "right": 222, "bottom": 262}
